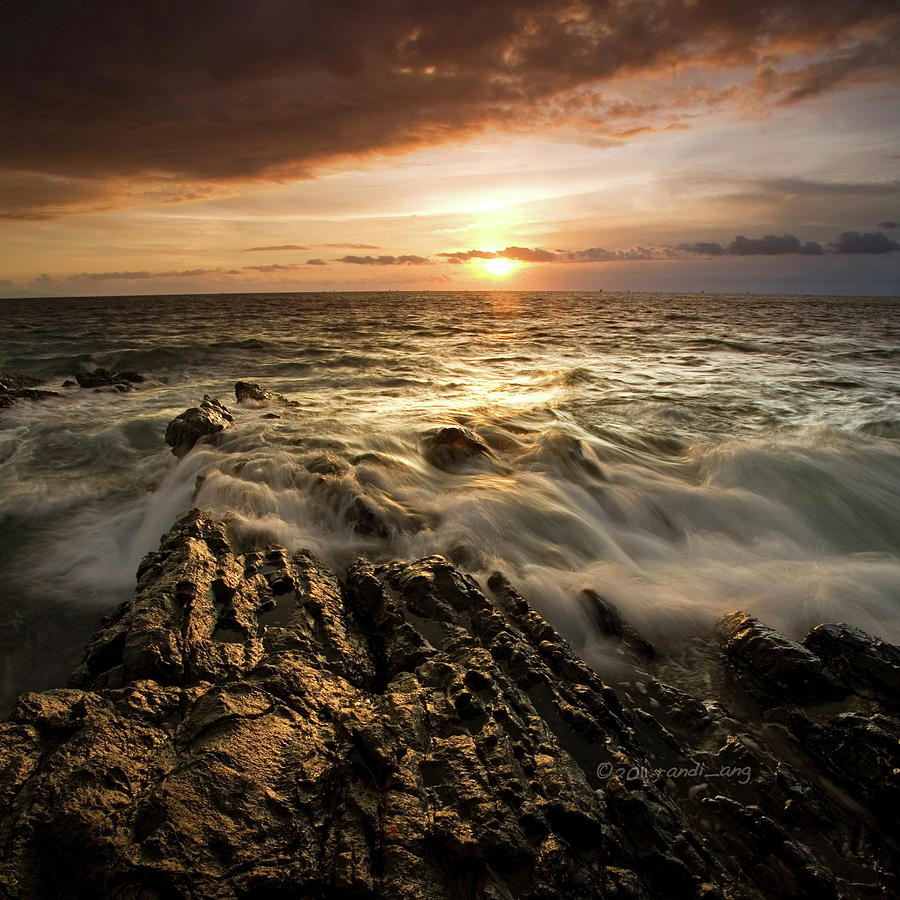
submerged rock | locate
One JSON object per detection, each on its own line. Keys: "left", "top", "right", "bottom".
{"left": 234, "top": 380, "right": 298, "bottom": 406}
{"left": 164, "top": 396, "right": 234, "bottom": 457}
{"left": 74, "top": 368, "right": 144, "bottom": 390}
{"left": 422, "top": 425, "right": 494, "bottom": 472}
{"left": 0, "top": 515, "right": 897, "bottom": 898}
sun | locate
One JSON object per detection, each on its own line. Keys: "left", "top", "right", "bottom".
{"left": 481, "top": 258, "right": 520, "bottom": 277}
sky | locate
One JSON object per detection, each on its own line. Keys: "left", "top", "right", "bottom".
{"left": 2, "top": 0, "right": 899, "bottom": 297}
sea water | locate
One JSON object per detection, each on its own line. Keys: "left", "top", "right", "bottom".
{"left": 1, "top": 291, "right": 899, "bottom": 712}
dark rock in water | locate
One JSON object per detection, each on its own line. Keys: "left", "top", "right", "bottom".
{"left": 115, "top": 370, "right": 145, "bottom": 383}
{"left": 61, "top": 379, "right": 77, "bottom": 388}
{"left": 0, "top": 371, "right": 42, "bottom": 390}
{"left": 0, "top": 515, "right": 898, "bottom": 898}
{"left": 803, "top": 622, "right": 900, "bottom": 709}
{"left": 716, "top": 610, "right": 845, "bottom": 704}
{"left": 423, "top": 425, "right": 493, "bottom": 472}
{"left": 235, "top": 380, "right": 298, "bottom": 406}
{"left": 0, "top": 386, "right": 60, "bottom": 408}
{"left": 580, "top": 588, "right": 655, "bottom": 659}
{"left": 164, "top": 396, "right": 234, "bottom": 457}
{"left": 74, "top": 368, "right": 144, "bottom": 390}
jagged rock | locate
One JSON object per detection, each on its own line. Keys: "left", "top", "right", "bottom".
{"left": 234, "top": 380, "right": 297, "bottom": 406}
{"left": 164, "top": 396, "right": 234, "bottom": 457}
{"left": 803, "top": 622, "right": 900, "bottom": 709}
{"left": 74, "top": 368, "right": 144, "bottom": 390}
{"left": 423, "top": 425, "right": 494, "bottom": 472}
{"left": 0, "top": 514, "right": 897, "bottom": 898}
{"left": 716, "top": 611, "right": 845, "bottom": 704}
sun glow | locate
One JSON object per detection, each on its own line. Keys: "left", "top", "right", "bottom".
{"left": 481, "top": 258, "right": 520, "bottom": 277}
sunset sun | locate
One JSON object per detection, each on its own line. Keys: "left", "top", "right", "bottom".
{"left": 481, "top": 258, "right": 520, "bottom": 277}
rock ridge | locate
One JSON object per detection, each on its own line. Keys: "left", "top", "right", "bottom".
{"left": 0, "top": 511, "right": 898, "bottom": 898}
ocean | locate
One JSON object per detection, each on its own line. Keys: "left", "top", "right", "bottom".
{"left": 1, "top": 290, "right": 899, "bottom": 713}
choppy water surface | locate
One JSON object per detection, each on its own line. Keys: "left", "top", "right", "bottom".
{"left": 1, "top": 291, "right": 899, "bottom": 711}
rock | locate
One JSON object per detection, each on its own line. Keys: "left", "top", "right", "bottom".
{"left": 580, "top": 589, "right": 655, "bottom": 659}
{"left": 0, "top": 371, "right": 42, "bottom": 390}
{"left": 716, "top": 611, "right": 845, "bottom": 704}
{"left": 0, "top": 387, "right": 60, "bottom": 408}
{"left": 234, "top": 381, "right": 297, "bottom": 406}
{"left": 164, "top": 396, "right": 234, "bottom": 457}
{"left": 789, "top": 710, "right": 900, "bottom": 823}
{"left": 802, "top": 622, "right": 900, "bottom": 709}
{"left": 423, "top": 425, "right": 494, "bottom": 472}
{"left": 0, "top": 515, "right": 897, "bottom": 898}
{"left": 74, "top": 368, "right": 144, "bottom": 390}
{"left": 61, "top": 379, "right": 77, "bottom": 388}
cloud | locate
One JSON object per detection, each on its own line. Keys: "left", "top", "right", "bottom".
{"left": 243, "top": 244, "right": 310, "bottom": 252}
{"left": 305, "top": 258, "right": 328, "bottom": 266}
{"left": 321, "top": 243, "right": 382, "bottom": 249}
{"left": 726, "top": 234, "right": 824, "bottom": 255}
{"left": 441, "top": 230, "right": 900, "bottom": 265}
{"left": 827, "top": 231, "right": 900, "bottom": 254}
{"left": 3, "top": 1, "right": 898, "bottom": 215}
{"left": 338, "top": 255, "right": 431, "bottom": 265}
{"left": 878, "top": 220, "right": 899, "bottom": 229}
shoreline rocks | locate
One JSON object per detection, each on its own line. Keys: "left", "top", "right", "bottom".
{"left": 1, "top": 511, "right": 898, "bottom": 898}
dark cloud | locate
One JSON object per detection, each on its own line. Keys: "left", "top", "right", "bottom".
{"left": 827, "top": 231, "right": 900, "bottom": 254}
{"left": 339, "top": 255, "right": 431, "bottom": 265}
{"left": 305, "top": 258, "right": 328, "bottom": 266}
{"left": 878, "top": 220, "right": 899, "bottom": 229}
{"left": 3, "top": 1, "right": 898, "bottom": 215}
{"left": 676, "top": 241, "right": 727, "bottom": 256}
{"left": 726, "top": 234, "right": 824, "bottom": 255}
{"left": 243, "top": 244, "right": 309, "bottom": 252}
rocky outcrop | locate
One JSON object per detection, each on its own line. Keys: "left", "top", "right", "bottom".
{"left": 234, "top": 380, "right": 297, "bottom": 406}
{"left": 164, "top": 397, "right": 234, "bottom": 457}
{"left": 74, "top": 368, "right": 145, "bottom": 391}
{"left": 1, "top": 511, "right": 898, "bottom": 898}
{"left": 422, "top": 425, "right": 494, "bottom": 472}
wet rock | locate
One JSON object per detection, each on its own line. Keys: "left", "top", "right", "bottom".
{"left": 0, "top": 371, "right": 43, "bottom": 390}
{"left": 164, "top": 396, "right": 234, "bottom": 457}
{"left": 423, "top": 425, "right": 494, "bottom": 472}
{"left": 716, "top": 611, "right": 845, "bottom": 704}
{"left": 0, "top": 516, "right": 897, "bottom": 898}
{"left": 803, "top": 622, "right": 900, "bottom": 709}
{"left": 0, "top": 387, "right": 60, "bottom": 408}
{"left": 74, "top": 367, "right": 143, "bottom": 390}
{"left": 234, "top": 380, "right": 297, "bottom": 406}
{"left": 789, "top": 710, "right": 900, "bottom": 823}
{"left": 61, "top": 379, "right": 77, "bottom": 388}
{"left": 580, "top": 589, "right": 655, "bottom": 659}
